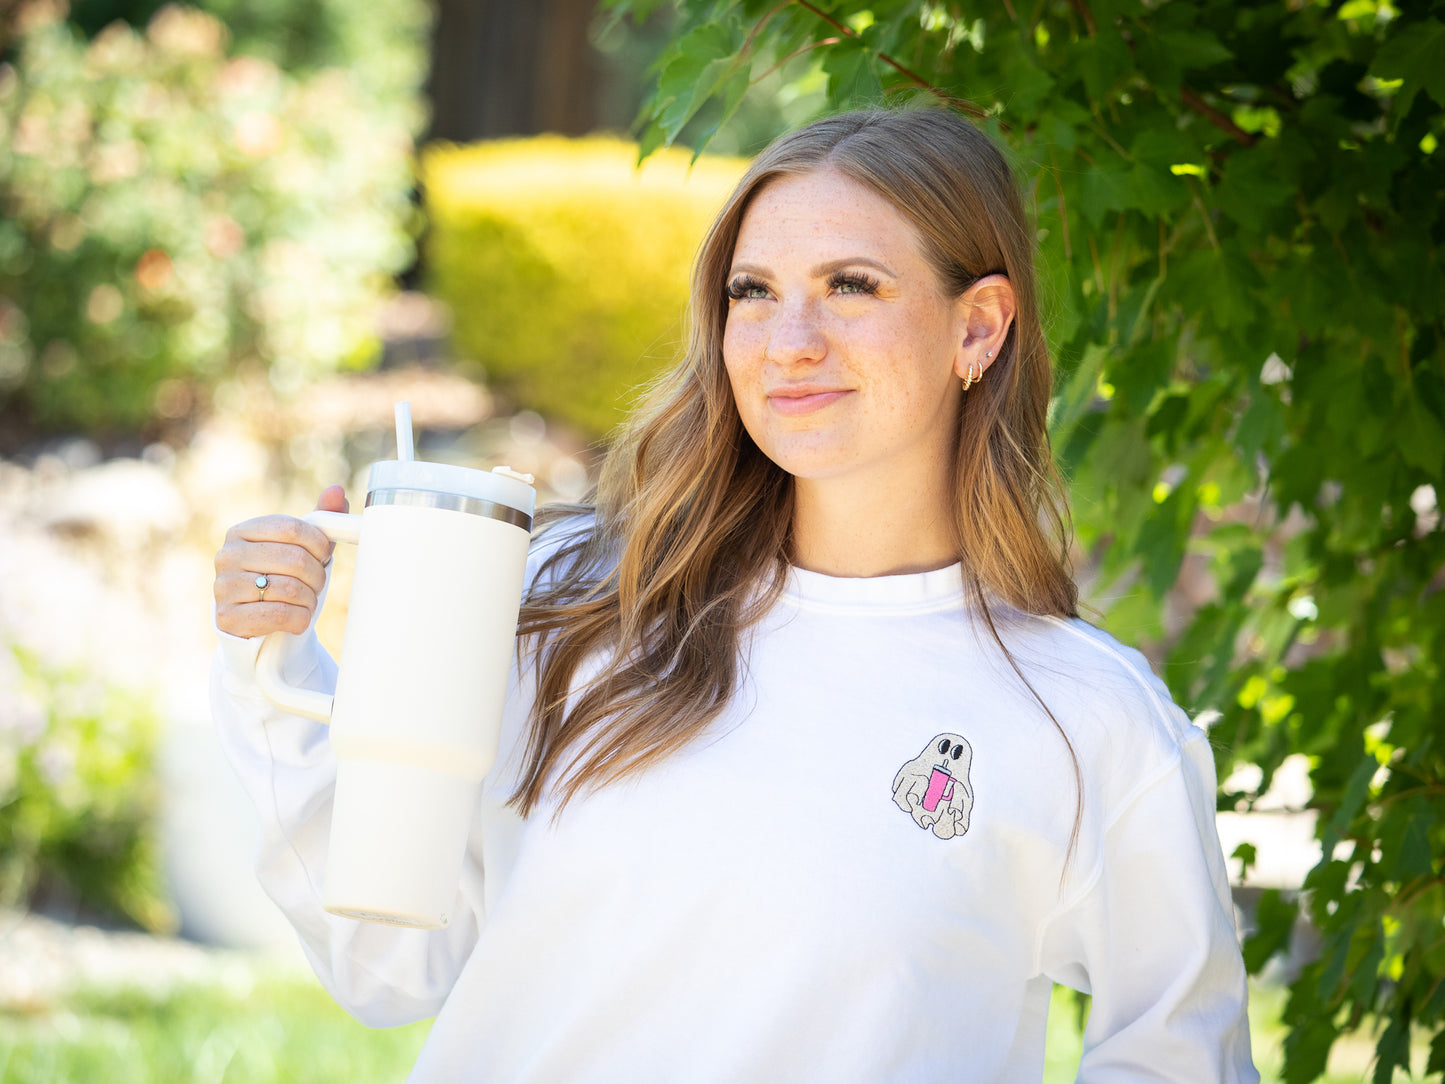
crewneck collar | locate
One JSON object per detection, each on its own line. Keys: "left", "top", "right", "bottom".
{"left": 783, "top": 562, "right": 968, "bottom": 615}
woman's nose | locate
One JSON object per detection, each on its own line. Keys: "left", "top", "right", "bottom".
{"left": 763, "top": 299, "right": 826, "bottom": 366}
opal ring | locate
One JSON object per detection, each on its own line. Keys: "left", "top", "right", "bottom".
{"left": 255, "top": 574, "right": 270, "bottom": 600}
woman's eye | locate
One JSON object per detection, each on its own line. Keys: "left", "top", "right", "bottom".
{"left": 725, "top": 277, "right": 769, "bottom": 301}
{"left": 830, "top": 271, "right": 879, "bottom": 296}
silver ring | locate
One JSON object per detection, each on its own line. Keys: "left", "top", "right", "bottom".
{"left": 255, "top": 574, "right": 269, "bottom": 600}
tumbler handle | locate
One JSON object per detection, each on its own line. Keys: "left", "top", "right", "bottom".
{"left": 253, "top": 509, "right": 362, "bottom": 723}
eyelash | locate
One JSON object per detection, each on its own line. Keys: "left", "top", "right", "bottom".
{"left": 725, "top": 275, "right": 769, "bottom": 301}
{"left": 829, "top": 270, "right": 879, "bottom": 296}
{"left": 723, "top": 271, "right": 881, "bottom": 301}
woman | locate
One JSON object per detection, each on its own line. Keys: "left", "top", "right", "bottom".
{"left": 213, "top": 109, "right": 1257, "bottom": 1082}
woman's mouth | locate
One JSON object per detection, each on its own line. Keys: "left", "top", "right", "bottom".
{"left": 767, "top": 389, "right": 851, "bottom": 416}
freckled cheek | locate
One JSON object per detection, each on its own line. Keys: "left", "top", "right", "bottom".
{"left": 722, "top": 326, "right": 765, "bottom": 393}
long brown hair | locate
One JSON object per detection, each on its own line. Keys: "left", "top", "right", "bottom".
{"left": 511, "top": 108, "right": 1078, "bottom": 820}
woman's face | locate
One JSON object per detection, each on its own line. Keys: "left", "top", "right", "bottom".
{"left": 722, "top": 168, "right": 969, "bottom": 493}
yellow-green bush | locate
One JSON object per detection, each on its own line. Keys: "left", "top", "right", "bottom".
{"left": 423, "top": 137, "right": 747, "bottom": 438}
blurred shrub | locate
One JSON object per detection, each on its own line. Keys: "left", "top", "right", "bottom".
{"left": 0, "top": 2, "right": 426, "bottom": 435}
{"left": 0, "top": 641, "right": 171, "bottom": 932}
{"left": 62, "top": 0, "right": 429, "bottom": 111}
{"left": 423, "top": 136, "right": 745, "bottom": 437}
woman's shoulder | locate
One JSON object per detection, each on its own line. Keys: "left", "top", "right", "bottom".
{"left": 999, "top": 611, "right": 1205, "bottom": 769}
{"left": 1035, "top": 617, "right": 1187, "bottom": 727}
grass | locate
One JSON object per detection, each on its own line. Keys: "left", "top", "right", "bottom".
{"left": 0, "top": 968, "right": 1420, "bottom": 1083}
{"left": 0, "top": 963, "right": 430, "bottom": 1084}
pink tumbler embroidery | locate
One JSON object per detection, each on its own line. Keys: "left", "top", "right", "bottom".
{"left": 922, "top": 767, "right": 954, "bottom": 813}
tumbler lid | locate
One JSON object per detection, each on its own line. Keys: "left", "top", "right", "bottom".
{"left": 366, "top": 459, "right": 537, "bottom": 519}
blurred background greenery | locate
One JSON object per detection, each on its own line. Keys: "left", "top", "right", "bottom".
{"left": 0, "top": 0, "right": 426, "bottom": 437}
{"left": 2, "top": 0, "right": 1441, "bottom": 1081}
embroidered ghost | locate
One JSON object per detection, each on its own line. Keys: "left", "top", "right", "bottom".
{"left": 892, "top": 734, "right": 974, "bottom": 839}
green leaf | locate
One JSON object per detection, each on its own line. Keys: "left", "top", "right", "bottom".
{"left": 1396, "top": 805, "right": 1434, "bottom": 880}
{"left": 1076, "top": 159, "right": 1133, "bottom": 227}
{"left": 1372, "top": 18, "right": 1445, "bottom": 122}
{"left": 635, "top": 118, "right": 670, "bottom": 163}
{"left": 1217, "top": 148, "right": 1296, "bottom": 232}
{"left": 1156, "top": 29, "right": 1232, "bottom": 71}
{"left": 1282, "top": 1010, "right": 1337, "bottom": 1084}
{"left": 1129, "top": 125, "right": 1207, "bottom": 171}
{"left": 1354, "top": 930, "right": 1387, "bottom": 1009}
{"left": 1113, "top": 337, "right": 1173, "bottom": 414}
{"left": 821, "top": 38, "right": 884, "bottom": 107}
{"left": 1034, "top": 101, "right": 1092, "bottom": 154}
{"left": 1235, "top": 390, "right": 1285, "bottom": 465}
{"left": 1427, "top": 1027, "right": 1445, "bottom": 1076}
{"left": 993, "top": 34, "right": 1056, "bottom": 116}
{"left": 1135, "top": 484, "right": 1198, "bottom": 598}
{"left": 1399, "top": 395, "right": 1445, "bottom": 475}
{"left": 1243, "top": 888, "right": 1296, "bottom": 974}
{"left": 1372, "top": 1017, "right": 1410, "bottom": 1084}
{"left": 1184, "top": 247, "right": 1268, "bottom": 334}
{"left": 1135, "top": 27, "right": 1232, "bottom": 96}
{"left": 1099, "top": 586, "right": 1167, "bottom": 642}
{"left": 1049, "top": 343, "right": 1107, "bottom": 448}
{"left": 651, "top": 21, "right": 747, "bottom": 145}
{"left": 1089, "top": 415, "right": 1153, "bottom": 495}
{"left": 1326, "top": 756, "right": 1377, "bottom": 841}
{"left": 688, "top": 63, "right": 754, "bottom": 160}
{"left": 1078, "top": 29, "right": 1133, "bottom": 104}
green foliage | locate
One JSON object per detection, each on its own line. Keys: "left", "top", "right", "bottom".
{"left": 0, "top": 642, "right": 170, "bottom": 932}
{"left": 0, "top": 970, "right": 431, "bottom": 1082}
{"left": 0, "top": 3, "right": 426, "bottom": 435}
{"left": 422, "top": 136, "right": 747, "bottom": 436}
{"left": 612, "top": 0, "right": 1445, "bottom": 1079}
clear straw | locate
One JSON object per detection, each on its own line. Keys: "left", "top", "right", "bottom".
{"left": 394, "top": 401, "right": 415, "bottom": 461}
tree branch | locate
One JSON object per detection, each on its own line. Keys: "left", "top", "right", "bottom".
{"left": 1181, "top": 86, "right": 1257, "bottom": 148}
{"left": 741, "top": 1, "right": 795, "bottom": 60}
{"left": 1067, "top": 0, "right": 1096, "bottom": 36}
{"left": 790, "top": 0, "right": 990, "bottom": 120}
{"left": 751, "top": 37, "right": 842, "bottom": 86}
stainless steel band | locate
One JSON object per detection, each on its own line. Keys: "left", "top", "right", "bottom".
{"left": 365, "top": 487, "right": 532, "bottom": 531}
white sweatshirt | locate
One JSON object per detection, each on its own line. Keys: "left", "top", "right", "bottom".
{"left": 211, "top": 549, "right": 1257, "bottom": 1083}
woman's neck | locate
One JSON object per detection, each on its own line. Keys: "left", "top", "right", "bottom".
{"left": 789, "top": 472, "right": 958, "bottom": 578}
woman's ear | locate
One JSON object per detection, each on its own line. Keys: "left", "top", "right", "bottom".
{"left": 952, "top": 274, "right": 1016, "bottom": 381}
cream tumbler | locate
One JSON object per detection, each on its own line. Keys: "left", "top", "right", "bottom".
{"left": 252, "top": 458, "right": 536, "bottom": 929}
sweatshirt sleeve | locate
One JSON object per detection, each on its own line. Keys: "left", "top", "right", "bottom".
{"left": 1037, "top": 728, "right": 1258, "bottom": 1083}
{"left": 209, "top": 621, "right": 482, "bottom": 1027}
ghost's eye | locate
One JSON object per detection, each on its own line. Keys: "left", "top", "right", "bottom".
{"left": 951, "top": 744, "right": 964, "bottom": 760}
{"left": 937, "top": 738, "right": 951, "bottom": 755}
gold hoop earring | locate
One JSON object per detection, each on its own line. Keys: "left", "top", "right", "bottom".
{"left": 962, "top": 361, "right": 983, "bottom": 391}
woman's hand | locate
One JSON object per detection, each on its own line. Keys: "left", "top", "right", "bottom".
{"left": 214, "top": 485, "right": 349, "bottom": 639}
